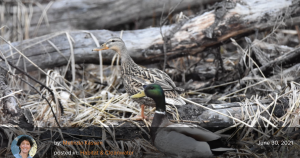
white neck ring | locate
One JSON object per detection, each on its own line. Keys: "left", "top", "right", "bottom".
{"left": 155, "top": 111, "right": 165, "bottom": 115}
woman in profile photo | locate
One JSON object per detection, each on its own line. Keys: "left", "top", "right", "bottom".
{"left": 13, "top": 135, "right": 34, "bottom": 158}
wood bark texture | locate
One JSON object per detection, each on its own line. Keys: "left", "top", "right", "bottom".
{"left": 0, "top": 0, "right": 298, "bottom": 73}
{"left": 0, "top": 0, "right": 219, "bottom": 39}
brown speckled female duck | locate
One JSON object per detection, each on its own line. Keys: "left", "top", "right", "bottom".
{"left": 93, "top": 37, "right": 185, "bottom": 119}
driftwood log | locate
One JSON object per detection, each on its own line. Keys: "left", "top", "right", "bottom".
{"left": 1, "top": 0, "right": 219, "bottom": 40}
{"left": 0, "top": 0, "right": 299, "bottom": 72}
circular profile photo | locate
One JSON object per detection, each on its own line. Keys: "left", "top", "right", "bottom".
{"left": 11, "top": 135, "right": 37, "bottom": 158}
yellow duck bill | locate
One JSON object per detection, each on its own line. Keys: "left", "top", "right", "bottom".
{"left": 92, "top": 44, "right": 109, "bottom": 51}
{"left": 131, "top": 90, "right": 146, "bottom": 98}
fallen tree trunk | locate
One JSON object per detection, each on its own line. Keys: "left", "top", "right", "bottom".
{"left": 0, "top": 0, "right": 298, "bottom": 72}
{"left": 1, "top": 0, "right": 219, "bottom": 39}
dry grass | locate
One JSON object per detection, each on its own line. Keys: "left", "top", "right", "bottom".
{"left": 1, "top": 0, "right": 300, "bottom": 158}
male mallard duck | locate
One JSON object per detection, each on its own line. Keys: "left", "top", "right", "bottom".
{"left": 93, "top": 37, "right": 185, "bottom": 119}
{"left": 131, "top": 84, "right": 235, "bottom": 157}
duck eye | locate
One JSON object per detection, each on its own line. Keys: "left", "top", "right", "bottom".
{"left": 111, "top": 40, "right": 115, "bottom": 42}
{"left": 150, "top": 86, "right": 154, "bottom": 89}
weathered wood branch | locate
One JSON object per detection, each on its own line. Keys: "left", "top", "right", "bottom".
{"left": 0, "top": 0, "right": 298, "bottom": 72}
{"left": 1, "top": 0, "right": 219, "bottom": 39}
{"left": 253, "top": 47, "right": 300, "bottom": 76}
